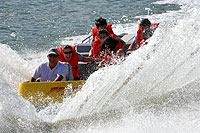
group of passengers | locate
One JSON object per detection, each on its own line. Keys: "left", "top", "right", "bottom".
{"left": 30, "top": 17, "right": 159, "bottom": 82}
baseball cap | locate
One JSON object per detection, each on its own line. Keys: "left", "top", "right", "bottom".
{"left": 47, "top": 48, "right": 59, "bottom": 56}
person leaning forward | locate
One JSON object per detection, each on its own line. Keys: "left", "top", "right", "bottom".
{"left": 90, "top": 29, "right": 126, "bottom": 57}
{"left": 128, "top": 19, "right": 159, "bottom": 51}
{"left": 57, "top": 45, "right": 94, "bottom": 80}
{"left": 89, "top": 17, "right": 116, "bottom": 56}
{"left": 30, "top": 48, "right": 74, "bottom": 82}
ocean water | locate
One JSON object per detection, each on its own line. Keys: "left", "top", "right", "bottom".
{"left": 1, "top": 0, "right": 200, "bottom": 132}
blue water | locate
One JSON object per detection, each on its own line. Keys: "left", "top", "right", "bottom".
{"left": 0, "top": 0, "right": 179, "bottom": 51}
{"left": 4, "top": 0, "right": 200, "bottom": 132}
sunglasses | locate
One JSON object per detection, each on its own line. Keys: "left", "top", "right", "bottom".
{"left": 48, "top": 54, "right": 58, "bottom": 57}
{"left": 63, "top": 51, "right": 72, "bottom": 54}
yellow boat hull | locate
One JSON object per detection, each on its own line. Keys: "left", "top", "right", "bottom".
{"left": 18, "top": 81, "right": 85, "bottom": 104}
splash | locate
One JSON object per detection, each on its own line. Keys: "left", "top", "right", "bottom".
{"left": 1, "top": 0, "right": 200, "bottom": 132}
{"left": 51, "top": 0, "right": 200, "bottom": 132}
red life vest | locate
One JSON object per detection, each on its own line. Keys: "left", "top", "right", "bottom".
{"left": 57, "top": 46, "right": 80, "bottom": 79}
{"left": 114, "top": 41, "right": 122, "bottom": 53}
{"left": 92, "top": 33, "right": 117, "bottom": 57}
{"left": 92, "top": 37, "right": 101, "bottom": 57}
{"left": 136, "top": 23, "right": 159, "bottom": 47}
{"left": 91, "top": 24, "right": 116, "bottom": 39}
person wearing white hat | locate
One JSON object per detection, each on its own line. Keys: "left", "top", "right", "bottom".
{"left": 30, "top": 48, "right": 74, "bottom": 82}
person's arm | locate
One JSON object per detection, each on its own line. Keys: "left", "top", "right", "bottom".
{"left": 117, "top": 38, "right": 126, "bottom": 49}
{"left": 128, "top": 40, "right": 137, "bottom": 51}
{"left": 30, "top": 77, "right": 36, "bottom": 82}
{"left": 97, "top": 59, "right": 105, "bottom": 69}
{"left": 54, "top": 75, "right": 63, "bottom": 81}
{"left": 30, "top": 64, "right": 41, "bottom": 82}
{"left": 78, "top": 53, "right": 94, "bottom": 62}
{"left": 88, "top": 48, "right": 93, "bottom": 57}
{"left": 82, "top": 57, "right": 94, "bottom": 62}
{"left": 88, "top": 38, "right": 94, "bottom": 57}
{"left": 115, "top": 38, "right": 126, "bottom": 55}
{"left": 116, "top": 49, "right": 125, "bottom": 56}
{"left": 128, "top": 27, "right": 143, "bottom": 51}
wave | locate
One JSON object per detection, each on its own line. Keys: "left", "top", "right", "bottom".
{"left": 51, "top": 0, "right": 200, "bottom": 131}
{"left": 1, "top": 0, "right": 200, "bottom": 132}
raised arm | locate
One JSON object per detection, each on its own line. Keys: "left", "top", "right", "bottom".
{"left": 128, "top": 40, "right": 137, "bottom": 51}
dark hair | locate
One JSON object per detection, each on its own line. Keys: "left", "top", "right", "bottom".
{"left": 101, "top": 36, "right": 119, "bottom": 52}
{"left": 140, "top": 19, "right": 151, "bottom": 27}
{"left": 62, "top": 45, "right": 72, "bottom": 52}
{"left": 142, "top": 28, "right": 153, "bottom": 40}
{"left": 95, "top": 17, "right": 107, "bottom": 28}
{"left": 97, "top": 29, "right": 109, "bottom": 37}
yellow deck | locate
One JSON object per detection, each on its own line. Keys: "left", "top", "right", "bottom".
{"left": 18, "top": 81, "right": 85, "bottom": 104}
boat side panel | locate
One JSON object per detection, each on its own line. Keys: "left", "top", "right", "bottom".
{"left": 18, "top": 81, "right": 86, "bottom": 104}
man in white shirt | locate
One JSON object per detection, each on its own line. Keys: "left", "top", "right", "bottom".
{"left": 30, "top": 48, "right": 73, "bottom": 82}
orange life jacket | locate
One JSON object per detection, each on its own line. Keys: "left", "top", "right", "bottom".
{"left": 114, "top": 41, "right": 122, "bottom": 53}
{"left": 92, "top": 33, "right": 117, "bottom": 57}
{"left": 137, "top": 23, "right": 159, "bottom": 47}
{"left": 92, "top": 37, "right": 101, "bottom": 57}
{"left": 91, "top": 24, "right": 116, "bottom": 39}
{"left": 57, "top": 46, "right": 80, "bottom": 80}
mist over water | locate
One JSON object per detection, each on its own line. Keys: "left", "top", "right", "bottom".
{"left": 1, "top": 0, "right": 200, "bottom": 132}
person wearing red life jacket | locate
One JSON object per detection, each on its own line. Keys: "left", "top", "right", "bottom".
{"left": 91, "top": 17, "right": 116, "bottom": 40}
{"left": 128, "top": 19, "right": 159, "bottom": 51}
{"left": 57, "top": 45, "right": 94, "bottom": 80}
{"left": 91, "top": 29, "right": 126, "bottom": 58}
{"left": 98, "top": 36, "right": 125, "bottom": 68}
{"left": 92, "top": 29, "right": 110, "bottom": 57}
{"left": 89, "top": 17, "right": 116, "bottom": 56}
{"left": 30, "top": 48, "right": 74, "bottom": 82}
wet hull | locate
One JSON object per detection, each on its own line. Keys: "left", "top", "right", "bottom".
{"left": 18, "top": 81, "right": 86, "bottom": 104}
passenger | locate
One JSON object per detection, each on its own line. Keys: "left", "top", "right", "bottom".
{"left": 92, "top": 29, "right": 110, "bottom": 57}
{"left": 90, "top": 29, "right": 126, "bottom": 57}
{"left": 128, "top": 18, "right": 159, "bottom": 51}
{"left": 98, "top": 36, "right": 125, "bottom": 68}
{"left": 30, "top": 48, "right": 73, "bottom": 82}
{"left": 89, "top": 17, "right": 116, "bottom": 56}
{"left": 101, "top": 36, "right": 125, "bottom": 55}
{"left": 91, "top": 17, "right": 116, "bottom": 40}
{"left": 57, "top": 45, "right": 94, "bottom": 80}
